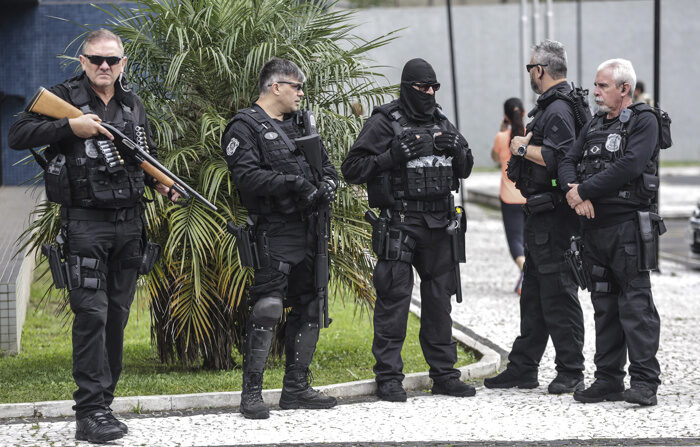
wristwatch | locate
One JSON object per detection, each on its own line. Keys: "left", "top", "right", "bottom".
{"left": 517, "top": 144, "right": 528, "bottom": 157}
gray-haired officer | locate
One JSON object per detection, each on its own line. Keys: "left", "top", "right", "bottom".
{"left": 484, "top": 40, "right": 586, "bottom": 394}
{"left": 560, "top": 58, "right": 664, "bottom": 406}
{"left": 222, "top": 57, "right": 338, "bottom": 419}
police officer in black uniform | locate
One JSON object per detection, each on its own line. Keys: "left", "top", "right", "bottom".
{"left": 8, "top": 30, "right": 175, "bottom": 443}
{"left": 222, "top": 58, "right": 338, "bottom": 419}
{"left": 484, "top": 40, "right": 586, "bottom": 394}
{"left": 561, "top": 59, "right": 662, "bottom": 406}
{"left": 341, "top": 58, "right": 475, "bottom": 402}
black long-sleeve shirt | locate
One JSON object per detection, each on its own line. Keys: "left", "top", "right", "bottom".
{"left": 223, "top": 110, "right": 337, "bottom": 199}
{"left": 559, "top": 109, "right": 659, "bottom": 227}
{"left": 341, "top": 107, "right": 473, "bottom": 185}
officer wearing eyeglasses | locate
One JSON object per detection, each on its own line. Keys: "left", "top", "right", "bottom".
{"left": 8, "top": 29, "right": 175, "bottom": 443}
{"left": 484, "top": 40, "right": 586, "bottom": 394}
{"left": 341, "top": 58, "right": 474, "bottom": 402}
{"left": 221, "top": 57, "right": 338, "bottom": 419}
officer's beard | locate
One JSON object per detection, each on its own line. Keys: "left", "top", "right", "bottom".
{"left": 594, "top": 98, "right": 611, "bottom": 114}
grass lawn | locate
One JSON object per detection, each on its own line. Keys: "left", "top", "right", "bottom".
{"left": 0, "top": 269, "right": 478, "bottom": 404}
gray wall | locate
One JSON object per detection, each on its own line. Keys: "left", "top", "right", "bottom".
{"left": 349, "top": 0, "right": 700, "bottom": 166}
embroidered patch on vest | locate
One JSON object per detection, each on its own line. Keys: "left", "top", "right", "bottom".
{"left": 226, "top": 137, "right": 239, "bottom": 156}
{"left": 84, "top": 140, "right": 99, "bottom": 159}
{"left": 264, "top": 131, "right": 278, "bottom": 140}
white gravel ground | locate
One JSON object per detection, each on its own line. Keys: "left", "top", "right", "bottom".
{"left": 1, "top": 189, "right": 699, "bottom": 446}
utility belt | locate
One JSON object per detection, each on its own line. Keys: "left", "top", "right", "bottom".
{"left": 364, "top": 210, "right": 416, "bottom": 263}
{"left": 391, "top": 197, "right": 451, "bottom": 213}
{"left": 523, "top": 191, "right": 563, "bottom": 216}
{"left": 60, "top": 205, "right": 141, "bottom": 222}
{"left": 226, "top": 217, "right": 291, "bottom": 274}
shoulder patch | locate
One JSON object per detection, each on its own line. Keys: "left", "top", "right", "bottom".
{"left": 225, "top": 137, "right": 239, "bottom": 156}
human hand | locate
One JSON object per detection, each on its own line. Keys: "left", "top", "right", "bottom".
{"left": 154, "top": 182, "right": 181, "bottom": 202}
{"left": 390, "top": 130, "right": 432, "bottom": 163}
{"left": 566, "top": 183, "right": 583, "bottom": 208}
{"left": 69, "top": 114, "right": 113, "bottom": 140}
{"left": 317, "top": 179, "right": 337, "bottom": 207}
{"left": 510, "top": 132, "right": 533, "bottom": 156}
{"left": 574, "top": 199, "right": 595, "bottom": 219}
{"left": 294, "top": 177, "right": 318, "bottom": 209}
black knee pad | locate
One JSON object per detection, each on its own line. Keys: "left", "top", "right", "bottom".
{"left": 250, "top": 296, "right": 283, "bottom": 326}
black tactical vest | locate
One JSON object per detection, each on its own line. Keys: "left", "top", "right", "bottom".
{"left": 45, "top": 76, "right": 146, "bottom": 209}
{"left": 367, "top": 101, "right": 456, "bottom": 210}
{"left": 576, "top": 106, "right": 659, "bottom": 206}
{"left": 229, "top": 106, "right": 314, "bottom": 215}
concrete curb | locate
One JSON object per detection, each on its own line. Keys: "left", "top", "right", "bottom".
{"left": 0, "top": 252, "right": 505, "bottom": 420}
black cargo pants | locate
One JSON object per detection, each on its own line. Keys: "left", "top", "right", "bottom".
{"left": 372, "top": 212, "right": 460, "bottom": 384}
{"left": 62, "top": 207, "right": 143, "bottom": 418}
{"left": 582, "top": 218, "right": 661, "bottom": 391}
{"left": 507, "top": 203, "right": 585, "bottom": 379}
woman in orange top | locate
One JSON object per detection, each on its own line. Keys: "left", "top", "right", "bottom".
{"left": 491, "top": 98, "right": 526, "bottom": 294}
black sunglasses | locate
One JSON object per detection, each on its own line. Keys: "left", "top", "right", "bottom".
{"left": 411, "top": 82, "right": 441, "bottom": 92}
{"left": 83, "top": 54, "right": 123, "bottom": 66}
{"left": 526, "top": 63, "right": 548, "bottom": 72}
{"left": 269, "top": 80, "right": 304, "bottom": 91}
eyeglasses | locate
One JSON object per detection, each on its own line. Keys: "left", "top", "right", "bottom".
{"left": 526, "top": 63, "right": 548, "bottom": 72}
{"left": 411, "top": 82, "right": 441, "bottom": 92}
{"left": 83, "top": 55, "right": 124, "bottom": 66}
{"left": 269, "top": 80, "right": 304, "bottom": 91}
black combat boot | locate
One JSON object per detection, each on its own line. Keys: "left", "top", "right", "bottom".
{"left": 75, "top": 411, "right": 124, "bottom": 443}
{"left": 279, "top": 320, "right": 336, "bottom": 410}
{"left": 573, "top": 379, "right": 624, "bottom": 403}
{"left": 240, "top": 321, "right": 275, "bottom": 419}
{"left": 623, "top": 383, "right": 657, "bottom": 406}
{"left": 279, "top": 368, "right": 337, "bottom": 409}
{"left": 432, "top": 377, "right": 476, "bottom": 397}
{"left": 376, "top": 379, "right": 407, "bottom": 402}
{"left": 483, "top": 367, "right": 539, "bottom": 389}
{"left": 548, "top": 373, "right": 585, "bottom": 394}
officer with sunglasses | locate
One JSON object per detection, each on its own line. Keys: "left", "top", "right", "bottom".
{"left": 484, "top": 40, "right": 586, "bottom": 395}
{"left": 342, "top": 58, "right": 474, "bottom": 402}
{"left": 221, "top": 57, "right": 338, "bottom": 419}
{"left": 8, "top": 29, "right": 176, "bottom": 443}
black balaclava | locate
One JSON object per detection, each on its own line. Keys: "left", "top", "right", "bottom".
{"left": 399, "top": 58, "right": 438, "bottom": 123}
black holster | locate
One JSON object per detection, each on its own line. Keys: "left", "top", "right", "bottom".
{"left": 637, "top": 211, "right": 667, "bottom": 271}
{"left": 42, "top": 242, "right": 68, "bottom": 290}
{"left": 364, "top": 210, "right": 415, "bottom": 263}
{"left": 563, "top": 236, "right": 591, "bottom": 291}
{"left": 138, "top": 242, "right": 161, "bottom": 275}
{"left": 227, "top": 218, "right": 261, "bottom": 269}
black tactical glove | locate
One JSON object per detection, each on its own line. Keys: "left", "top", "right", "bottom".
{"left": 433, "top": 131, "right": 463, "bottom": 156}
{"left": 390, "top": 130, "right": 433, "bottom": 163}
{"left": 317, "top": 179, "right": 337, "bottom": 207}
{"left": 292, "top": 177, "right": 319, "bottom": 209}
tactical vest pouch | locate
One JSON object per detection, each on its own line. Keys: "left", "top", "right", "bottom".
{"left": 45, "top": 154, "right": 73, "bottom": 206}
{"left": 424, "top": 166, "right": 453, "bottom": 199}
{"left": 658, "top": 109, "right": 672, "bottom": 149}
{"left": 138, "top": 242, "right": 161, "bottom": 275}
{"left": 637, "top": 211, "right": 666, "bottom": 271}
{"left": 523, "top": 192, "right": 561, "bottom": 216}
{"left": 226, "top": 221, "right": 261, "bottom": 269}
{"left": 367, "top": 172, "right": 395, "bottom": 209}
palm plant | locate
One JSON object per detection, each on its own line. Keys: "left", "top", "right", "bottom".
{"left": 74, "top": 0, "right": 396, "bottom": 368}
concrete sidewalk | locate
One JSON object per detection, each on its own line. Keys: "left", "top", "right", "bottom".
{"left": 1, "top": 200, "right": 699, "bottom": 446}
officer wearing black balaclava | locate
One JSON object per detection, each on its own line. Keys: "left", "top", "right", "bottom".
{"left": 342, "top": 58, "right": 474, "bottom": 402}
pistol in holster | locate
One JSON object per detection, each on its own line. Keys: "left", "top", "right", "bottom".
{"left": 637, "top": 211, "right": 667, "bottom": 271}
{"left": 364, "top": 210, "right": 415, "bottom": 263}
{"left": 138, "top": 242, "right": 162, "bottom": 275}
{"left": 227, "top": 217, "right": 261, "bottom": 269}
{"left": 564, "top": 236, "right": 592, "bottom": 291}
{"left": 41, "top": 233, "right": 79, "bottom": 290}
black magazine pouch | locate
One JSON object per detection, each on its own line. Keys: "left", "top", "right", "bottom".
{"left": 45, "top": 154, "right": 73, "bottom": 206}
